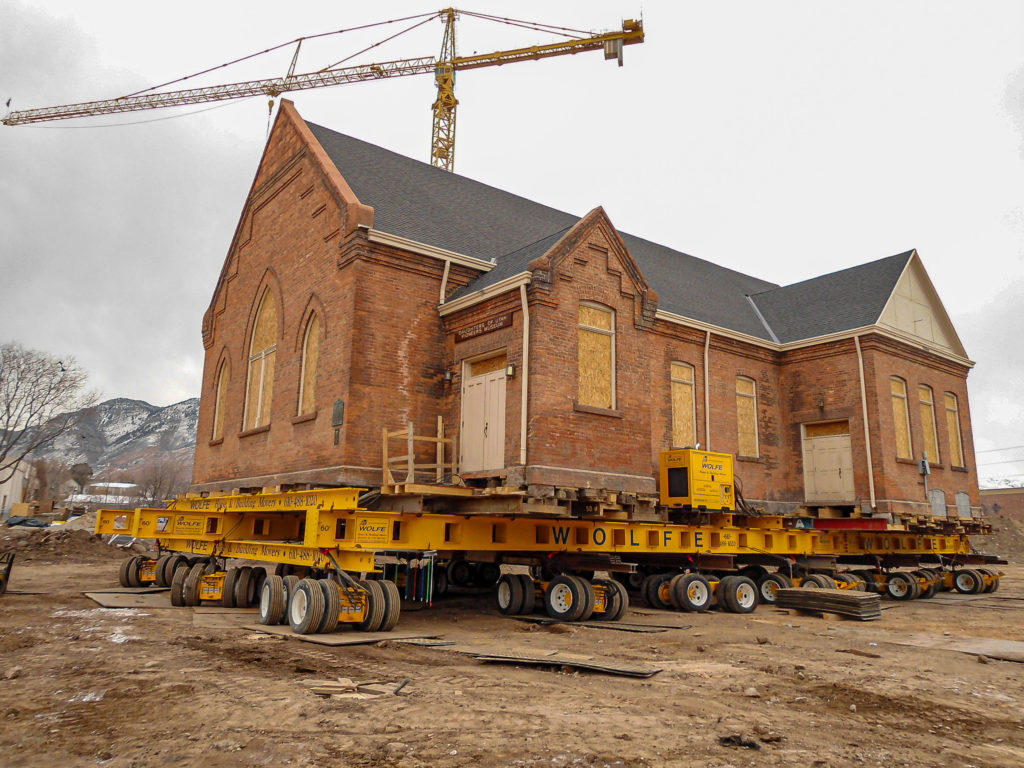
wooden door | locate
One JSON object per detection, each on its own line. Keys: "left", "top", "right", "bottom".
{"left": 802, "top": 422, "right": 855, "bottom": 504}
{"left": 460, "top": 357, "right": 507, "bottom": 473}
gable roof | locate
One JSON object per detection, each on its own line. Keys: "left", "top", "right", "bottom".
{"left": 749, "top": 251, "right": 914, "bottom": 343}
{"left": 303, "top": 118, "right": 943, "bottom": 348}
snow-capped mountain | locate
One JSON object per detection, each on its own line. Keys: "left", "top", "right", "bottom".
{"left": 31, "top": 397, "right": 199, "bottom": 473}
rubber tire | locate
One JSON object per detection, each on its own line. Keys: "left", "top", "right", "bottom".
{"left": 221, "top": 568, "right": 238, "bottom": 607}
{"left": 967, "top": 569, "right": 987, "bottom": 594}
{"left": 447, "top": 560, "right": 474, "bottom": 587}
{"left": 231, "top": 566, "right": 253, "bottom": 608}
{"left": 886, "top": 571, "right": 917, "bottom": 600}
{"left": 739, "top": 565, "right": 769, "bottom": 584}
{"left": 854, "top": 569, "right": 880, "bottom": 593}
{"left": 593, "top": 579, "right": 628, "bottom": 621}
{"left": 646, "top": 573, "right": 673, "bottom": 609}
{"left": 721, "top": 575, "right": 759, "bottom": 614}
{"left": 118, "top": 557, "right": 135, "bottom": 588}
{"left": 475, "top": 562, "right": 501, "bottom": 587}
{"left": 715, "top": 575, "right": 736, "bottom": 610}
{"left": 170, "top": 563, "right": 189, "bottom": 606}
{"left": 813, "top": 574, "right": 837, "bottom": 589}
{"left": 572, "top": 576, "right": 596, "bottom": 622}
{"left": 434, "top": 567, "right": 449, "bottom": 596}
{"left": 317, "top": 578, "right": 342, "bottom": 634}
{"left": 667, "top": 573, "right": 687, "bottom": 610}
{"left": 378, "top": 579, "right": 402, "bottom": 632}
{"left": 953, "top": 569, "right": 983, "bottom": 594}
{"left": 183, "top": 562, "right": 206, "bottom": 606}
{"left": 544, "top": 574, "right": 586, "bottom": 622}
{"left": 979, "top": 568, "right": 1000, "bottom": 593}
{"left": 516, "top": 574, "right": 536, "bottom": 614}
{"left": 126, "top": 556, "right": 145, "bottom": 588}
{"left": 163, "top": 555, "right": 189, "bottom": 587}
{"left": 756, "top": 572, "right": 792, "bottom": 604}
{"left": 355, "top": 579, "right": 386, "bottom": 632}
{"left": 154, "top": 555, "right": 171, "bottom": 587}
{"left": 251, "top": 567, "right": 268, "bottom": 601}
{"left": 913, "top": 569, "right": 938, "bottom": 599}
{"left": 259, "top": 575, "right": 287, "bottom": 625}
{"left": 835, "top": 573, "right": 858, "bottom": 586}
{"left": 289, "top": 578, "right": 326, "bottom": 634}
{"left": 675, "top": 573, "right": 712, "bottom": 613}
{"left": 496, "top": 574, "right": 525, "bottom": 615}
{"left": 282, "top": 575, "right": 301, "bottom": 623}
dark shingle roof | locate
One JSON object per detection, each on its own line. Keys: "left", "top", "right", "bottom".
{"left": 306, "top": 120, "right": 905, "bottom": 343}
{"left": 749, "top": 252, "right": 912, "bottom": 343}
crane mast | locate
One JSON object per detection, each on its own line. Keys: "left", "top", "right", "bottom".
{"left": 2, "top": 9, "right": 644, "bottom": 172}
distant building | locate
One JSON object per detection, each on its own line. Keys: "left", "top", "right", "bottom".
{"left": 0, "top": 462, "right": 36, "bottom": 520}
{"left": 980, "top": 487, "right": 1024, "bottom": 522}
{"left": 65, "top": 481, "right": 141, "bottom": 509}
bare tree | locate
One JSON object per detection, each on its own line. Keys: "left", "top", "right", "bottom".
{"left": 0, "top": 342, "right": 99, "bottom": 485}
{"left": 70, "top": 462, "right": 93, "bottom": 491}
{"left": 136, "top": 457, "right": 192, "bottom": 504}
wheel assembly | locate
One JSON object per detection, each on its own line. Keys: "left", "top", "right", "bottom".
{"left": 544, "top": 574, "right": 585, "bottom": 621}
{"left": 259, "top": 574, "right": 287, "bottom": 625}
{"left": 289, "top": 578, "right": 326, "bottom": 634}
{"left": 496, "top": 573, "right": 524, "bottom": 615}
{"left": 756, "top": 572, "right": 792, "bottom": 604}
{"left": 720, "top": 575, "right": 758, "bottom": 614}
{"left": 674, "top": 573, "right": 712, "bottom": 613}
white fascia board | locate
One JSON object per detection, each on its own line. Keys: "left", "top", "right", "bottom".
{"left": 364, "top": 227, "right": 496, "bottom": 271}
{"left": 438, "top": 273, "right": 531, "bottom": 316}
{"left": 655, "top": 310, "right": 974, "bottom": 367}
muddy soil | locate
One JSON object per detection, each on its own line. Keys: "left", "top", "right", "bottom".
{"left": 1, "top": 528, "right": 1022, "bottom": 768}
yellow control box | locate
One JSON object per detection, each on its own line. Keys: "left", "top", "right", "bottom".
{"left": 659, "top": 449, "right": 735, "bottom": 511}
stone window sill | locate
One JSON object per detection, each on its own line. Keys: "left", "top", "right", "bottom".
{"left": 238, "top": 424, "right": 271, "bottom": 439}
{"left": 573, "top": 402, "right": 623, "bottom": 419}
{"left": 208, "top": 438, "right": 224, "bottom": 447}
{"left": 895, "top": 457, "right": 917, "bottom": 466}
{"left": 736, "top": 455, "right": 763, "bottom": 463}
{"left": 292, "top": 411, "right": 317, "bottom": 425}
{"left": 951, "top": 465, "right": 969, "bottom": 473}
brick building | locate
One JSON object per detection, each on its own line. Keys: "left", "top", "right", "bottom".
{"left": 192, "top": 100, "right": 981, "bottom": 521}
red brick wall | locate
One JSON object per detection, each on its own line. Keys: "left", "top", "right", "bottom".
{"left": 981, "top": 489, "right": 1024, "bottom": 521}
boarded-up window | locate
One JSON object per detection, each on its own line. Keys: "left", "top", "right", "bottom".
{"left": 918, "top": 385, "right": 940, "bottom": 464}
{"left": 212, "top": 360, "right": 228, "bottom": 441}
{"left": 735, "top": 376, "right": 758, "bottom": 457}
{"left": 578, "top": 303, "right": 614, "bottom": 409}
{"left": 298, "top": 313, "right": 320, "bottom": 415}
{"left": 945, "top": 392, "right": 965, "bottom": 467}
{"left": 890, "top": 377, "right": 912, "bottom": 459}
{"left": 244, "top": 289, "right": 277, "bottom": 430}
{"left": 671, "top": 362, "right": 696, "bottom": 448}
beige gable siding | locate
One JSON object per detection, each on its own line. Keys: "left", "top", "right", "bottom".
{"left": 878, "top": 257, "right": 965, "bottom": 355}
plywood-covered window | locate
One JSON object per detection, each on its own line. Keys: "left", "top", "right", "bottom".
{"left": 671, "top": 362, "right": 696, "bottom": 448}
{"left": 945, "top": 392, "right": 965, "bottom": 468}
{"left": 890, "top": 377, "right": 912, "bottom": 459}
{"left": 243, "top": 289, "right": 277, "bottom": 431}
{"left": 211, "top": 359, "right": 228, "bottom": 441}
{"left": 918, "top": 385, "right": 940, "bottom": 464}
{"left": 298, "top": 313, "right": 320, "bottom": 416}
{"left": 578, "top": 303, "right": 615, "bottom": 409}
{"left": 735, "top": 376, "right": 758, "bottom": 457}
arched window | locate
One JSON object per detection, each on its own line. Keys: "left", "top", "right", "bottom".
{"left": 298, "top": 313, "right": 320, "bottom": 416}
{"left": 890, "top": 377, "right": 912, "bottom": 459}
{"left": 735, "top": 376, "right": 758, "bottom": 457}
{"left": 671, "top": 362, "right": 696, "bottom": 448}
{"left": 243, "top": 289, "right": 277, "bottom": 430}
{"left": 944, "top": 392, "right": 965, "bottom": 468}
{"left": 211, "top": 359, "right": 228, "bottom": 441}
{"left": 578, "top": 302, "right": 615, "bottom": 409}
{"left": 918, "top": 385, "right": 940, "bottom": 464}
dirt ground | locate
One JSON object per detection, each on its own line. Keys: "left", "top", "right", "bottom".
{"left": 2, "top": 522, "right": 1023, "bottom": 768}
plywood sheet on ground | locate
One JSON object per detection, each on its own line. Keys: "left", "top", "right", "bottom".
{"left": 877, "top": 631, "right": 1024, "bottom": 663}
{"left": 85, "top": 590, "right": 173, "bottom": 608}
{"left": 242, "top": 624, "right": 441, "bottom": 646}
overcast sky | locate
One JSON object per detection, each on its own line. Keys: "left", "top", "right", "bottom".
{"left": 2, "top": 1, "right": 1022, "bottom": 483}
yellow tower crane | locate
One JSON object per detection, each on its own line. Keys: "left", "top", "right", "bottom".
{"left": 2, "top": 9, "right": 644, "bottom": 172}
